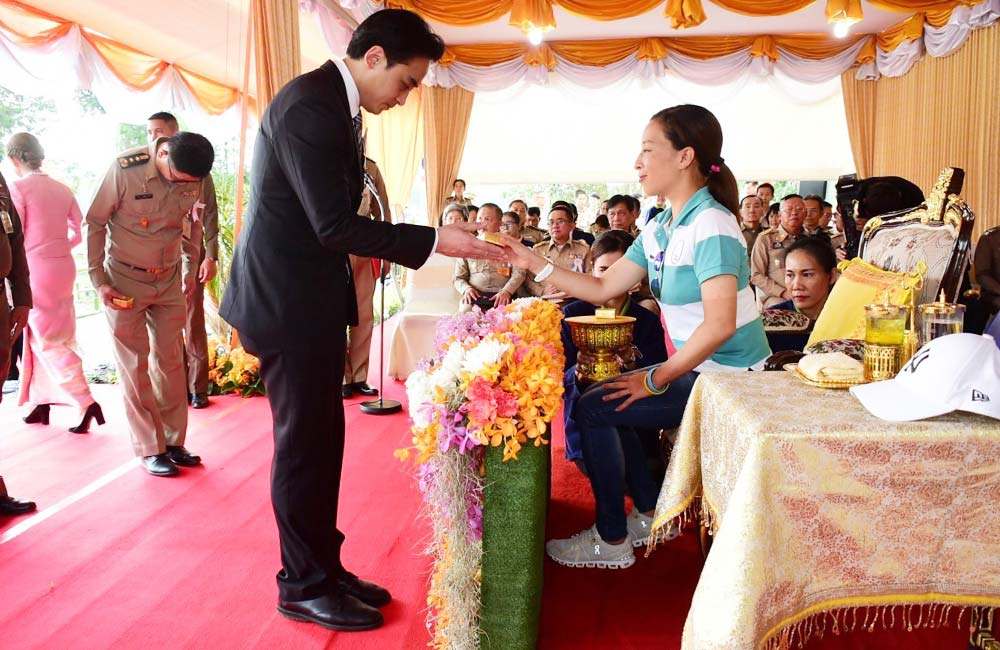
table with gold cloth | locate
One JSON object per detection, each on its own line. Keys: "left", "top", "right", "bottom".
{"left": 650, "top": 371, "right": 1000, "bottom": 650}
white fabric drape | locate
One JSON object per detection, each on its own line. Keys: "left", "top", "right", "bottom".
{"left": 0, "top": 24, "right": 242, "bottom": 121}
{"left": 309, "top": 0, "right": 999, "bottom": 91}
{"left": 299, "top": 0, "right": 355, "bottom": 56}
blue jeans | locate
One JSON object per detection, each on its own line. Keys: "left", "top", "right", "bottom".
{"left": 576, "top": 368, "right": 699, "bottom": 542}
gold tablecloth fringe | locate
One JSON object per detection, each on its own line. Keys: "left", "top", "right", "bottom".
{"left": 761, "top": 596, "right": 999, "bottom": 650}
{"left": 646, "top": 494, "right": 720, "bottom": 557}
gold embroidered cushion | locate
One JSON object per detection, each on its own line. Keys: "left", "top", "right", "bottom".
{"left": 862, "top": 222, "right": 957, "bottom": 304}
{"left": 806, "top": 258, "right": 925, "bottom": 348}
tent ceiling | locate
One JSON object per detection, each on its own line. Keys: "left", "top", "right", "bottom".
{"left": 21, "top": 0, "right": 335, "bottom": 93}
{"left": 429, "top": 2, "right": 904, "bottom": 44}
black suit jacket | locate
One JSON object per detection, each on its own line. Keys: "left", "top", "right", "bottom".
{"left": 221, "top": 61, "right": 436, "bottom": 344}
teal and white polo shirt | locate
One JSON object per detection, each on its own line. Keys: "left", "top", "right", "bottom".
{"left": 625, "top": 186, "right": 771, "bottom": 371}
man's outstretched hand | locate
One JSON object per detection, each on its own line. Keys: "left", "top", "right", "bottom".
{"left": 436, "top": 221, "right": 509, "bottom": 262}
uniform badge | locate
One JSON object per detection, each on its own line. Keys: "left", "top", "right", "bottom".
{"left": 134, "top": 192, "right": 154, "bottom": 200}
{"left": 1, "top": 210, "right": 13, "bottom": 234}
{"left": 572, "top": 256, "right": 584, "bottom": 273}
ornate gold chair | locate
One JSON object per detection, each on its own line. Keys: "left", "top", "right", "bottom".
{"left": 857, "top": 167, "right": 976, "bottom": 305}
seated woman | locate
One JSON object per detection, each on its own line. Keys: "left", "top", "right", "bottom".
{"left": 560, "top": 231, "right": 667, "bottom": 473}
{"left": 504, "top": 104, "right": 770, "bottom": 569}
{"left": 765, "top": 236, "right": 837, "bottom": 353}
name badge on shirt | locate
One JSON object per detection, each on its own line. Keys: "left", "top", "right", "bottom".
{"left": 571, "top": 256, "right": 584, "bottom": 273}
{"left": 134, "top": 192, "right": 154, "bottom": 200}
{"left": 1, "top": 210, "right": 12, "bottom": 234}
{"left": 191, "top": 200, "right": 206, "bottom": 223}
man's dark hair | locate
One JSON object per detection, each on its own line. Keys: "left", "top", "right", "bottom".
{"left": 148, "top": 111, "right": 178, "bottom": 126}
{"left": 821, "top": 200, "right": 832, "bottom": 209}
{"left": 468, "top": 204, "right": 479, "bottom": 213}
{"left": 758, "top": 182, "right": 775, "bottom": 193}
{"left": 781, "top": 193, "right": 803, "bottom": 202}
{"left": 591, "top": 229, "right": 634, "bottom": 260}
{"left": 551, "top": 200, "right": 578, "bottom": 218}
{"left": 802, "top": 194, "right": 824, "bottom": 206}
{"left": 607, "top": 194, "right": 641, "bottom": 213}
{"left": 509, "top": 198, "right": 527, "bottom": 209}
{"left": 347, "top": 9, "right": 445, "bottom": 65}
{"left": 594, "top": 214, "right": 610, "bottom": 229}
{"left": 549, "top": 205, "right": 577, "bottom": 222}
{"left": 453, "top": 178, "right": 465, "bottom": 188}
{"left": 527, "top": 206, "right": 541, "bottom": 218}
{"left": 167, "top": 132, "right": 214, "bottom": 178}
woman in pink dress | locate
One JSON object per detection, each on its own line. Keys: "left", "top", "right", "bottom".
{"left": 7, "top": 133, "right": 103, "bottom": 433}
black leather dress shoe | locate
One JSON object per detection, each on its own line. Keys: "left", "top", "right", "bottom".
{"left": 277, "top": 593, "right": 383, "bottom": 631}
{"left": 351, "top": 383, "right": 379, "bottom": 397}
{"left": 141, "top": 454, "right": 179, "bottom": 477}
{"left": 166, "top": 446, "right": 202, "bottom": 467}
{"left": 191, "top": 394, "right": 209, "bottom": 409}
{"left": 338, "top": 572, "right": 391, "bottom": 608}
{"left": 0, "top": 495, "right": 37, "bottom": 516}
{"left": 341, "top": 384, "right": 354, "bottom": 399}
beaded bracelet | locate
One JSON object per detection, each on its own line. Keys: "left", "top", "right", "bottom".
{"left": 644, "top": 367, "right": 669, "bottom": 396}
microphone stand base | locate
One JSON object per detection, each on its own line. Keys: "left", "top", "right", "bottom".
{"left": 360, "top": 398, "right": 402, "bottom": 415}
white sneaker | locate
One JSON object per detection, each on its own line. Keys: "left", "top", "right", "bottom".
{"left": 546, "top": 525, "right": 635, "bottom": 569}
{"left": 627, "top": 510, "right": 680, "bottom": 547}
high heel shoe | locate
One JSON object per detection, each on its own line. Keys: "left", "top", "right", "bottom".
{"left": 69, "top": 402, "right": 105, "bottom": 434}
{"left": 23, "top": 404, "right": 50, "bottom": 425}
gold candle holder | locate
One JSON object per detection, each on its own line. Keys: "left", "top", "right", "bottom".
{"left": 565, "top": 315, "right": 636, "bottom": 385}
{"left": 863, "top": 301, "right": 908, "bottom": 382}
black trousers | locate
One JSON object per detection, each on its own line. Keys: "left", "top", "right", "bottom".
{"left": 242, "top": 329, "right": 348, "bottom": 602}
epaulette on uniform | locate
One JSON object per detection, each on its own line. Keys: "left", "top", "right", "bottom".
{"left": 118, "top": 152, "right": 150, "bottom": 169}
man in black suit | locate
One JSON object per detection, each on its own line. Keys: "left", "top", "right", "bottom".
{"left": 220, "top": 10, "right": 505, "bottom": 632}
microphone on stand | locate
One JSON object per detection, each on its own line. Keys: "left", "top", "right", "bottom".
{"left": 360, "top": 171, "right": 402, "bottom": 416}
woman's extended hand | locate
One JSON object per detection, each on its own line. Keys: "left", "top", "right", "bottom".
{"left": 601, "top": 369, "right": 653, "bottom": 412}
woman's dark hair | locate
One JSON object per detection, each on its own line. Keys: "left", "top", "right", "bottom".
{"left": 7, "top": 132, "right": 44, "bottom": 170}
{"left": 347, "top": 9, "right": 445, "bottom": 65}
{"left": 591, "top": 229, "right": 635, "bottom": 260}
{"left": 650, "top": 104, "right": 739, "bottom": 215}
{"left": 594, "top": 214, "right": 610, "bottom": 229}
{"left": 786, "top": 236, "right": 837, "bottom": 274}
{"left": 167, "top": 132, "right": 214, "bottom": 178}
{"left": 766, "top": 203, "right": 780, "bottom": 218}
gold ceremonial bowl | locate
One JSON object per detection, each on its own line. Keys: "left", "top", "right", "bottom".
{"left": 564, "top": 315, "right": 637, "bottom": 384}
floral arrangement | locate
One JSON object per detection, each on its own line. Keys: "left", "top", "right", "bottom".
{"left": 207, "top": 336, "right": 265, "bottom": 397}
{"left": 397, "top": 298, "right": 565, "bottom": 649}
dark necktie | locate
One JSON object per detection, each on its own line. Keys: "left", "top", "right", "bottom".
{"left": 352, "top": 112, "right": 365, "bottom": 187}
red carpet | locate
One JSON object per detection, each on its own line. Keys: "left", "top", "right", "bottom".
{"left": 0, "top": 381, "right": 972, "bottom": 649}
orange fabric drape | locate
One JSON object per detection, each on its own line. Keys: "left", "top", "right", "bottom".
{"left": 0, "top": 0, "right": 239, "bottom": 115}
{"left": 252, "top": 0, "right": 301, "bottom": 111}
{"left": 665, "top": 0, "right": 708, "bottom": 28}
{"left": 841, "top": 23, "right": 1000, "bottom": 240}
{"left": 385, "top": 0, "right": 513, "bottom": 25}
{"left": 423, "top": 86, "right": 475, "bottom": 226}
{"left": 711, "top": 0, "right": 814, "bottom": 16}
{"left": 558, "top": 0, "right": 663, "bottom": 21}
{"left": 509, "top": 0, "right": 556, "bottom": 31}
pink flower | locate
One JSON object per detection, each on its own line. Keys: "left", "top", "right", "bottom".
{"left": 465, "top": 377, "right": 518, "bottom": 424}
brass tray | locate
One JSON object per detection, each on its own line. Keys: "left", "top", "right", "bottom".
{"left": 783, "top": 363, "right": 867, "bottom": 390}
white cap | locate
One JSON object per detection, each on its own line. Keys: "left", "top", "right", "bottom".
{"left": 850, "top": 333, "right": 1000, "bottom": 422}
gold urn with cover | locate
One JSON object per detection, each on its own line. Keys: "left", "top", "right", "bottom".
{"left": 564, "top": 311, "right": 637, "bottom": 384}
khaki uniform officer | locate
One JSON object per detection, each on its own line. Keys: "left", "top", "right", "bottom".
{"left": 750, "top": 225, "right": 802, "bottom": 309}
{"left": 454, "top": 257, "right": 526, "bottom": 313}
{"left": 181, "top": 175, "right": 218, "bottom": 408}
{"left": 343, "top": 158, "right": 389, "bottom": 399}
{"left": 524, "top": 238, "right": 591, "bottom": 306}
{"left": 86, "top": 134, "right": 213, "bottom": 476}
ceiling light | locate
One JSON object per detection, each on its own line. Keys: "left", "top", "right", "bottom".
{"left": 527, "top": 27, "right": 544, "bottom": 46}
{"left": 833, "top": 20, "right": 852, "bottom": 38}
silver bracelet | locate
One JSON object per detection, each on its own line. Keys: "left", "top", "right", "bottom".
{"left": 533, "top": 262, "right": 555, "bottom": 283}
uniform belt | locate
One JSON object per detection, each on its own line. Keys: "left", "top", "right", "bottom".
{"left": 112, "top": 258, "right": 177, "bottom": 275}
